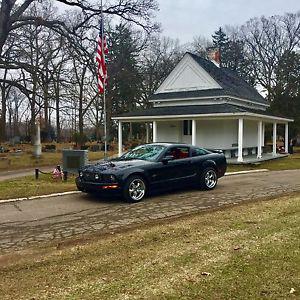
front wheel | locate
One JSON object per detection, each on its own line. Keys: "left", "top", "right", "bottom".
{"left": 200, "top": 167, "right": 218, "bottom": 190}
{"left": 123, "top": 175, "right": 147, "bottom": 203}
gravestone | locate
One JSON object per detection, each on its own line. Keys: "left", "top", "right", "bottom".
{"left": 62, "top": 150, "right": 88, "bottom": 174}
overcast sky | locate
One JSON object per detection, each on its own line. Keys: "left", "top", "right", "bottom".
{"left": 156, "top": 0, "right": 300, "bottom": 43}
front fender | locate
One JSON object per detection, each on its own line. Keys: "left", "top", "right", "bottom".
{"left": 120, "top": 168, "right": 150, "bottom": 184}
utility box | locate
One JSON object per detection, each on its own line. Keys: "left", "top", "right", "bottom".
{"left": 62, "top": 150, "right": 88, "bottom": 174}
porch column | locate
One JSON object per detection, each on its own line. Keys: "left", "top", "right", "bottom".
{"left": 129, "top": 122, "right": 133, "bottom": 140}
{"left": 153, "top": 121, "right": 157, "bottom": 142}
{"left": 118, "top": 121, "right": 123, "bottom": 157}
{"left": 285, "top": 123, "right": 289, "bottom": 153}
{"left": 262, "top": 122, "right": 265, "bottom": 147}
{"left": 192, "top": 119, "right": 197, "bottom": 146}
{"left": 238, "top": 118, "right": 244, "bottom": 162}
{"left": 257, "top": 120, "right": 262, "bottom": 159}
{"left": 146, "top": 123, "right": 149, "bottom": 143}
{"left": 272, "top": 122, "right": 277, "bottom": 156}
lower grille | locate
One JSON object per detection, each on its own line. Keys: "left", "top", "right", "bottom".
{"left": 83, "top": 172, "right": 98, "bottom": 182}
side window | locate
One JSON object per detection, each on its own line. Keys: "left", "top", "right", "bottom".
{"left": 183, "top": 120, "right": 192, "bottom": 136}
{"left": 192, "top": 147, "right": 209, "bottom": 157}
{"left": 166, "top": 146, "right": 190, "bottom": 160}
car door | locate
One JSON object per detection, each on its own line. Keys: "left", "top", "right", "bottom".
{"left": 155, "top": 146, "right": 194, "bottom": 185}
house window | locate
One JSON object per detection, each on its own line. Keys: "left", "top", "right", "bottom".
{"left": 183, "top": 120, "right": 192, "bottom": 136}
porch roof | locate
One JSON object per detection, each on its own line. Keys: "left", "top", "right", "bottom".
{"left": 113, "top": 104, "right": 293, "bottom": 123}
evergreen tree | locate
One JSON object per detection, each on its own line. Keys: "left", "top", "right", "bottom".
{"left": 106, "top": 23, "right": 143, "bottom": 140}
{"left": 270, "top": 51, "right": 300, "bottom": 137}
{"left": 212, "top": 27, "right": 229, "bottom": 66}
{"left": 211, "top": 27, "right": 255, "bottom": 85}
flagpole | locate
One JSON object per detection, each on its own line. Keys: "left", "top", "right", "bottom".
{"left": 101, "top": 0, "right": 107, "bottom": 159}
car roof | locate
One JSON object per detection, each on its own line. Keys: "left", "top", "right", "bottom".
{"left": 146, "top": 142, "right": 194, "bottom": 147}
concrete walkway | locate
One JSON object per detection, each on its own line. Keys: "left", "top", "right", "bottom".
{"left": 227, "top": 153, "right": 288, "bottom": 164}
{"left": 0, "top": 169, "right": 299, "bottom": 253}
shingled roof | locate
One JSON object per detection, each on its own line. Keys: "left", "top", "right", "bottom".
{"left": 150, "top": 52, "right": 268, "bottom": 105}
{"left": 116, "top": 103, "right": 278, "bottom": 118}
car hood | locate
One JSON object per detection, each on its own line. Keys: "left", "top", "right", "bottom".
{"left": 81, "top": 159, "right": 153, "bottom": 173}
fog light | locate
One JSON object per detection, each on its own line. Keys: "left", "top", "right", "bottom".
{"left": 109, "top": 175, "right": 116, "bottom": 182}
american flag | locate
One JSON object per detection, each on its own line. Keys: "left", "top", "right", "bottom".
{"left": 96, "top": 20, "right": 108, "bottom": 94}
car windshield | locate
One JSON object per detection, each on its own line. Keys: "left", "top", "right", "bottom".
{"left": 121, "top": 145, "right": 166, "bottom": 161}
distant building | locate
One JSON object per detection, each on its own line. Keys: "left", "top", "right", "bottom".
{"left": 113, "top": 52, "right": 293, "bottom": 163}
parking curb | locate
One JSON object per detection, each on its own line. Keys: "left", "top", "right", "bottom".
{"left": 225, "top": 169, "right": 269, "bottom": 176}
{"left": 0, "top": 169, "right": 269, "bottom": 204}
{"left": 0, "top": 191, "right": 81, "bottom": 204}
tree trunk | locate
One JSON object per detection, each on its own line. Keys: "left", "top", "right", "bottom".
{"left": 0, "top": 0, "right": 15, "bottom": 55}
{"left": 0, "top": 68, "right": 8, "bottom": 142}
{"left": 43, "top": 85, "right": 50, "bottom": 141}
{"left": 55, "top": 81, "right": 61, "bottom": 142}
{"left": 30, "top": 78, "right": 37, "bottom": 144}
{"left": 0, "top": 84, "right": 6, "bottom": 141}
{"left": 77, "top": 66, "right": 86, "bottom": 146}
{"left": 78, "top": 86, "right": 84, "bottom": 146}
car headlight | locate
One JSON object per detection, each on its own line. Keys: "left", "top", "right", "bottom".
{"left": 95, "top": 174, "right": 100, "bottom": 180}
{"left": 79, "top": 171, "right": 83, "bottom": 177}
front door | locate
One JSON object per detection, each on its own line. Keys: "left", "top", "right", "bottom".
{"left": 181, "top": 120, "right": 192, "bottom": 144}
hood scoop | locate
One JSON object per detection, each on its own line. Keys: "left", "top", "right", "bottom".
{"left": 94, "top": 161, "right": 116, "bottom": 171}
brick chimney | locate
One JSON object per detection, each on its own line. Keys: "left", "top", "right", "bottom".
{"left": 207, "top": 48, "right": 221, "bottom": 67}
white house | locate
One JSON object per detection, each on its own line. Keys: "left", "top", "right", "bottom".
{"left": 113, "top": 52, "right": 293, "bottom": 163}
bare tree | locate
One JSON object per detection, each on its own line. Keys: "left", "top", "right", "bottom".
{"left": 239, "top": 12, "right": 300, "bottom": 99}
{"left": 139, "top": 35, "right": 183, "bottom": 106}
{"left": 0, "top": 0, "right": 159, "bottom": 56}
{"left": 190, "top": 35, "right": 213, "bottom": 58}
{"left": 6, "top": 87, "right": 26, "bottom": 139}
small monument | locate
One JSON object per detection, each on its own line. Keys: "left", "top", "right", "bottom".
{"left": 62, "top": 149, "right": 88, "bottom": 174}
{"left": 33, "top": 122, "right": 42, "bottom": 158}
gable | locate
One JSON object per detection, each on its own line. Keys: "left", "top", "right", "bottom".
{"left": 155, "top": 53, "right": 222, "bottom": 94}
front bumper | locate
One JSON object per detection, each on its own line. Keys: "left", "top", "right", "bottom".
{"left": 76, "top": 177, "right": 122, "bottom": 194}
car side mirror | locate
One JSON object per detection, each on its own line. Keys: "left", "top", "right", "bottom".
{"left": 161, "top": 155, "right": 174, "bottom": 164}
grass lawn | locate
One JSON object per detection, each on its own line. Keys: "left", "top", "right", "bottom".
{"left": 0, "top": 193, "right": 299, "bottom": 299}
{"left": 0, "top": 143, "right": 115, "bottom": 171}
{"left": 0, "top": 174, "right": 76, "bottom": 200}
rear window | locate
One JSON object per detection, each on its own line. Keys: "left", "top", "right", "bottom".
{"left": 192, "top": 147, "right": 209, "bottom": 157}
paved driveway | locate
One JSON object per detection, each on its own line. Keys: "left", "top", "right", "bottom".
{"left": 0, "top": 170, "right": 300, "bottom": 253}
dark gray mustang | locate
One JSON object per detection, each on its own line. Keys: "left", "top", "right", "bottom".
{"left": 76, "top": 143, "right": 227, "bottom": 202}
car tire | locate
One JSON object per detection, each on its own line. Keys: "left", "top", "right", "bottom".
{"left": 123, "top": 175, "right": 147, "bottom": 203}
{"left": 200, "top": 167, "right": 218, "bottom": 190}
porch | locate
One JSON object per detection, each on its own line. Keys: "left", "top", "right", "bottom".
{"left": 227, "top": 153, "right": 289, "bottom": 165}
{"left": 113, "top": 106, "right": 293, "bottom": 164}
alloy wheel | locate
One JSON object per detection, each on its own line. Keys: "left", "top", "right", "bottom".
{"left": 128, "top": 178, "right": 146, "bottom": 201}
{"left": 204, "top": 169, "right": 217, "bottom": 189}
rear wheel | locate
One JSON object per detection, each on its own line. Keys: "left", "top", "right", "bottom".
{"left": 200, "top": 167, "right": 218, "bottom": 190}
{"left": 123, "top": 175, "right": 147, "bottom": 203}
